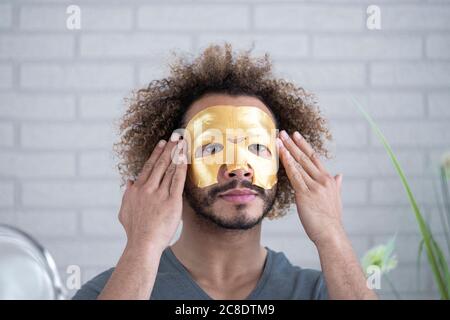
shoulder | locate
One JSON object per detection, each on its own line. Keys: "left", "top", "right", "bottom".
{"left": 71, "top": 267, "right": 115, "bottom": 300}
{"left": 265, "top": 248, "right": 328, "bottom": 300}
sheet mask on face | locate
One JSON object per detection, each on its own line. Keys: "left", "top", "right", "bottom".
{"left": 184, "top": 105, "right": 278, "bottom": 189}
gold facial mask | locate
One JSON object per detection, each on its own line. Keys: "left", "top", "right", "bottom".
{"left": 184, "top": 105, "right": 278, "bottom": 189}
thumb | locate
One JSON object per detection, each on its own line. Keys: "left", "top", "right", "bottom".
{"left": 334, "top": 173, "right": 343, "bottom": 192}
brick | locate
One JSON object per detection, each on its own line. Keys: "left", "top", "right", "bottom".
{"left": 255, "top": 5, "right": 363, "bottom": 31}
{"left": 262, "top": 233, "right": 370, "bottom": 269}
{"left": 342, "top": 206, "right": 421, "bottom": 235}
{"left": 22, "top": 181, "right": 122, "bottom": 207}
{"left": 0, "top": 64, "right": 13, "bottom": 89}
{"left": 377, "top": 265, "right": 432, "bottom": 293}
{"left": 372, "top": 234, "right": 448, "bottom": 264}
{"left": 370, "top": 121, "right": 450, "bottom": 147}
{"left": 325, "top": 150, "right": 425, "bottom": 177}
{"left": 138, "top": 5, "right": 250, "bottom": 31}
{"left": 0, "top": 152, "right": 76, "bottom": 178}
{"left": 20, "top": 5, "right": 133, "bottom": 31}
{"left": 20, "top": 64, "right": 134, "bottom": 90}
{"left": 428, "top": 93, "right": 450, "bottom": 118}
{"left": 426, "top": 35, "right": 450, "bottom": 59}
{"left": 342, "top": 179, "right": 369, "bottom": 205}
{"left": 137, "top": 63, "right": 171, "bottom": 87}
{"left": 317, "top": 92, "right": 425, "bottom": 119}
{"left": 0, "top": 182, "right": 15, "bottom": 208}
{"left": 0, "top": 4, "right": 12, "bottom": 29}
{"left": 79, "top": 94, "right": 125, "bottom": 119}
{"left": 20, "top": 123, "right": 116, "bottom": 149}
{"left": 262, "top": 234, "right": 321, "bottom": 268}
{"left": 0, "top": 35, "right": 74, "bottom": 59}
{"left": 79, "top": 151, "right": 120, "bottom": 178}
{"left": 428, "top": 149, "right": 450, "bottom": 170}
{"left": 41, "top": 239, "right": 125, "bottom": 267}
{"left": 15, "top": 211, "right": 78, "bottom": 237}
{"left": 371, "top": 178, "right": 435, "bottom": 205}
{"left": 382, "top": 5, "right": 450, "bottom": 30}
{"left": 426, "top": 206, "right": 450, "bottom": 235}
{"left": 313, "top": 35, "right": 422, "bottom": 60}
{"left": 81, "top": 209, "right": 123, "bottom": 236}
{"left": 262, "top": 209, "right": 303, "bottom": 235}
{"left": 80, "top": 34, "right": 192, "bottom": 58}
{"left": 329, "top": 122, "right": 368, "bottom": 148}
{"left": 0, "top": 123, "right": 15, "bottom": 147}
{"left": 0, "top": 94, "right": 76, "bottom": 119}
{"left": 197, "top": 34, "right": 309, "bottom": 59}
{"left": 276, "top": 62, "right": 366, "bottom": 89}
{"left": 371, "top": 63, "right": 450, "bottom": 87}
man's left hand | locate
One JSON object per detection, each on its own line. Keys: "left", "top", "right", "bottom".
{"left": 277, "top": 130, "right": 344, "bottom": 246}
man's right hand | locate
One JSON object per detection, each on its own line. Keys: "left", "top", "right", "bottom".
{"left": 118, "top": 131, "right": 187, "bottom": 252}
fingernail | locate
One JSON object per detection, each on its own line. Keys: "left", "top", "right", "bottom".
{"left": 158, "top": 140, "right": 166, "bottom": 147}
{"left": 293, "top": 131, "right": 302, "bottom": 140}
{"left": 280, "top": 130, "right": 289, "bottom": 140}
{"left": 170, "top": 131, "right": 180, "bottom": 142}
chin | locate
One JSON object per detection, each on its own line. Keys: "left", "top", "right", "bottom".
{"left": 215, "top": 197, "right": 264, "bottom": 218}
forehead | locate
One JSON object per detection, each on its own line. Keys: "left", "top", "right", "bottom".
{"left": 183, "top": 93, "right": 276, "bottom": 126}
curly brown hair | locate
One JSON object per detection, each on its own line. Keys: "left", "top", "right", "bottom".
{"left": 112, "top": 43, "right": 331, "bottom": 219}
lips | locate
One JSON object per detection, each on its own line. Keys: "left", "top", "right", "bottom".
{"left": 218, "top": 188, "right": 257, "bottom": 204}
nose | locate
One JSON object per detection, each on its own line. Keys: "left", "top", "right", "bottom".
{"left": 219, "top": 165, "right": 254, "bottom": 183}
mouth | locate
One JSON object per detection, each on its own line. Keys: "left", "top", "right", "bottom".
{"left": 218, "top": 188, "right": 258, "bottom": 204}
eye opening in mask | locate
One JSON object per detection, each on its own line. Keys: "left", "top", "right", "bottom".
{"left": 248, "top": 143, "right": 272, "bottom": 159}
{"left": 195, "top": 142, "right": 224, "bottom": 158}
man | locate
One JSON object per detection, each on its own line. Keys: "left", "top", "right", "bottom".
{"left": 72, "top": 44, "right": 376, "bottom": 300}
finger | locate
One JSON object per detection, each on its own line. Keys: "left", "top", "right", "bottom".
{"left": 169, "top": 145, "right": 188, "bottom": 197}
{"left": 277, "top": 138, "right": 311, "bottom": 192}
{"left": 292, "top": 131, "right": 328, "bottom": 173}
{"left": 279, "top": 130, "right": 322, "bottom": 180}
{"left": 160, "top": 140, "right": 184, "bottom": 192}
{"left": 135, "top": 139, "right": 167, "bottom": 187}
{"left": 160, "top": 162, "right": 177, "bottom": 193}
{"left": 146, "top": 132, "right": 181, "bottom": 189}
{"left": 282, "top": 141, "right": 316, "bottom": 188}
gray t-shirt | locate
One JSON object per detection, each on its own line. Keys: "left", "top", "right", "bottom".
{"left": 72, "top": 246, "right": 328, "bottom": 300}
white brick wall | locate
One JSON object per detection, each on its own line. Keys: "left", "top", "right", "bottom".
{"left": 1, "top": 0, "right": 449, "bottom": 300}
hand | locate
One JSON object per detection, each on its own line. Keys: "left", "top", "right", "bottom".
{"left": 277, "top": 130, "right": 344, "bottom": 246}
{"left": 118, "top": 132, "right": 187, "bottom": 252}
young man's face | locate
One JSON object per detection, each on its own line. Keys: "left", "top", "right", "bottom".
{"left": 182, "top": 94, "right": 278, "bottom": 230}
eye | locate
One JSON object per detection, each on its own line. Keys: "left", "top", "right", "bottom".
{"left": 195, "top": 143, "right": 224, "bottom": 158}
{"left": 248, "top": 143, "right": 271, "bottom": 159}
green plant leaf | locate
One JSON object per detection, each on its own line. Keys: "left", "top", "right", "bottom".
{"left": 417, "top": 239, "right": 424, "bottom": 290}
{"left": 351, "top": 96, "right": 450, "bottom": 299}
{"left": 431, "top": 237, "right": 450, "bottom": 296}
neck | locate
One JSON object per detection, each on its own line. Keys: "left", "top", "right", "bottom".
{"left": 170, "top": 201, "right": 267, "bottom": 283}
